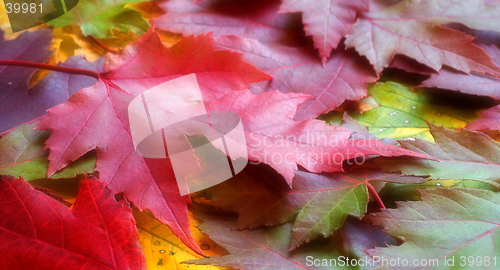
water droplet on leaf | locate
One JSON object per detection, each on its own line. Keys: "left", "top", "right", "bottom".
{"left": 159, "top": 250, "right": 166, "bottom": 254}
{"left": 404, "top": 120, "right": 409, "bottom": 123}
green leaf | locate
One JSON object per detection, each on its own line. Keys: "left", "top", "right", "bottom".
{"left": 379, "top": 180, "right": 498, "bottom": 203}
{"left": 196, "top": 167, "right": 425, "bottom": 250}
{"left": 366, "top": 188, "right": 500, "bottom": 270}
{"left": 49, "top": 0, "right": 150, "bottom": 38}
{"left": 344, "top": 82, "right": 478, "bottom": 141}
{"left": 0, "top": 122, "right": 95, "bottom": 180}
{"left": 369, "top": 122, "right": 500, "bottom": 188}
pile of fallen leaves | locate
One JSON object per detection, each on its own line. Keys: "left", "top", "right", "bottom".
{"left": 2, "top": 0, "right": 500, "bottom": 269}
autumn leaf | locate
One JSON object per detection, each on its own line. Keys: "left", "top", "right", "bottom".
{"left": 0, "top": 175, "right": 146, "bottom": 269}
{"left": 345, "top": 0, "right": 500, "bottom": 75}
{"left": 341, "top": 82, "right": 478, "bottom": 141}
{"left": 214, "top": 36, "right": 378, "bottom": 121}
{"left": 48, "top": 0, "right": 150, "bottom": 39}
{"left": 203, "top": 89, "right": 430, "bottom": 184}
{"left": 134, "top": 209, "right": 233, "bottom": 270}
{"left": 369, "top": 122, "right": 500, "bottom": 188}
{"left": 0, "top": 122, "right": 95, "bottom": 180}
{"left": 197, "top": 165, "right": 425, "bottom": 250}
{"left": 3, "top": 0, "right": 500, "bottom": 268}
{"left": 366, "top": 188, "right": 500, "bottom": 270}
{"left": 0, "top": 29, "right": 102, "bottom": 133}
{"left": 37, "top": 28, "right": 271, "bottom": 255}
{"left": 152, "top": 0, "right": 307, "bottom": 47}
{"left": 53, "top": 25, "right": 141, "bottom": 62}
{"left": 279, "top": 0, "right": 370, "bottom": 65}
{"left": 421, "top": 43, "right": 500, "bottom": 100}
{"left": 185, "top": 211, "right": 355, "bottom": 270}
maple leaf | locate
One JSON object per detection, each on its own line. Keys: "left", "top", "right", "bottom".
{"left": 48, "top": 0, "right": 150, "bottom": 38}
{"left": 0, "top": 175, "right": 146, "bottom": 269}
{"left": 345, "top": 0, "right": 500, "bottom": 75}
{"left": 365, "top": 188, "right": 500, "bottom": 270}
{"left": 0, "top": 122, "right": 95, "bottom": 180}
{"left": 421, "top": 44, "right": 500, "bottom": 100}
{"left": 340, "top": 82, "right": 478, "bottom": 141}
{"left": 214, "top": 36, "right": 378, "bottom": 121}
{"left": 37, "top": 28, "right": 271, "bottom": 255}
{"left": 152, "top": 0, "right": 307, "bottom": 47}
{"left": 197, "top": 165, "right": 425, "bottom": 250}
{"left": 0, "top": 29, "right": 103, "bottom": 133}
{"left": 279, "top": 0, "right": 370, "bottom": 66}
{"left": 204, "top": 89, "right": 430, "bottom": 184}
{"left": 185, "top": 211, "right": 353, "bottom": 270}
{"left": 368, "top": 123, "right": 500, "bottom": 188}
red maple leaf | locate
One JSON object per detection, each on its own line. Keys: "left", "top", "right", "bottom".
{"left": 204, "top": 89, "right": 430, "bottom": 184}
{"left": 0, "top": 175, "right": 146, "bottom": 269}
{"left": 37, "top": 28, "right": 271, "bottom": 256}
{"left": 279, "top": 0, "right": 370, "bottom": 65}
{"left": 345, "top": 0, "right": 500, "bottom": 75}
{"left": 214, "top": 36, "right": 377, "bottom": 120}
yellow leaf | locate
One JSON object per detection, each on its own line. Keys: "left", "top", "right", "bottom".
{"left": 134, "top": 209, "right": 234, "bottom": 270}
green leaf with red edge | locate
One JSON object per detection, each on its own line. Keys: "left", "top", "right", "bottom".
{"left": 185, "top": 210, "right": 356, "bottom": 270}
{"left": 345, "top": 0, "right": 500, "bottom": 75}
{"left": 366, "top": 122, "right": 500, "bottom": 188}
{"left": 279, "top": 0, "right": 370, "bottom": 65}
{"left": 0, "top": 122, "right": 96, "bottom": 181}
{"left": 365, "top": 188, "right": 500, "bottom": 270}
{"left": 197, "top": 165, "right": 425, "bottom": 250}
{"left": 0, "top": 175, "right": 146, "bottom": 269}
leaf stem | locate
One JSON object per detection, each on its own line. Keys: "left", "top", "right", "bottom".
{"left": 366, "top": 182, "right": 386, "bottom": 209}
{"left": 88, "top": 36, "right": 120, "bottom": 54}
{"left": 0, "top": 60, "right": 100, "bottom": 79}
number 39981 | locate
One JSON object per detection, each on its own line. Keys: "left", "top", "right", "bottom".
{"left": 5, "top": 2, "right": 43, "bottom": 13}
